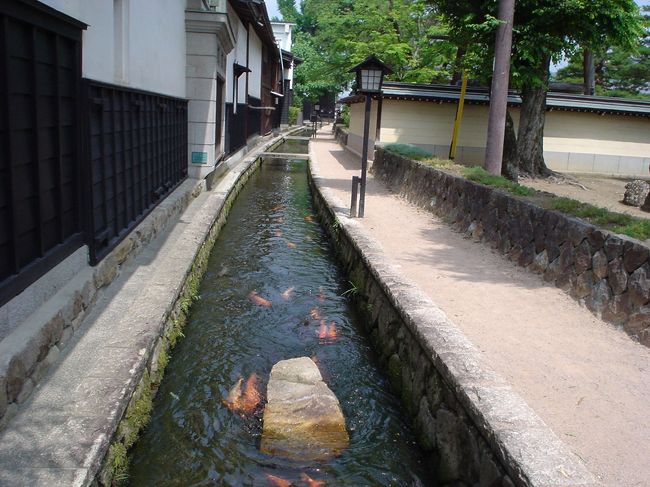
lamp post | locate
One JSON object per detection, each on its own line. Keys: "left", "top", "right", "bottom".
{"left": 349, "top": 55, "right": 392, "bottom": 218}
{"left": 314, "top": 103, "right": 321, "bottom": 129}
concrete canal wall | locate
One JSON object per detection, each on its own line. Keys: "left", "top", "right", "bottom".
{"left": 0, "top": 132, "right": 289, "bottom": 486}
{"left": 372, "top": 149, "right": 650, "bottom": 349}
{"left": 308, "top": 147, "right": 594, "bottom": 486}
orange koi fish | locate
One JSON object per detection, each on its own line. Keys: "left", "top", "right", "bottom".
{"left": 286, "top": 240, "right": 297, "bottom": 249}
{"left": 266, "top": 474, "right": 293, "bottom": 487}
{"left": 316, "top": 289, "right": 326, "bottom": 303}
{"left": 240, "top": 373, "right": 261, "bottom": 413}
{"left": 318, "top": 320, "right": 328, "bottom": 339}
{"left": 275, "top": 230, "right": 284, "bottom": 237}
{"left": 301, "top": 473, "right": 325, "bottom": 487}
{"left": 327, "top": 321, "right": 337, "bottom": 340}
{"left": 271, "top": 204, "right": 284, "bottom": 212}
{"left": 310, "top": 307, "right": 322, "bottom": 320}
{"left": 222, "top": 378, "right": 243, "bottom": 411}
{"left": 304, "top": 215, "right": 314, "bottom": 222}
{"left": 317, "top": 321, "right": 338, "bottom": 342}
{"left": 249, "top": 291, "right": 272, "bottom": 307}
{"left": 281, "top": 286, "right": 295, "bottom": 300}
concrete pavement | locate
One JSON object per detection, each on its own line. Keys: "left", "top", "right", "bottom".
{"left": 310, "top": 125, "right": 650, "bottom": 487}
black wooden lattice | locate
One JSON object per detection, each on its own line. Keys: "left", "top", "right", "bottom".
{"left": 85, "top": 81, "right": 188, "bottom": 264}
{"left": 0, "top": 1, "right": 85, "bottom": 307}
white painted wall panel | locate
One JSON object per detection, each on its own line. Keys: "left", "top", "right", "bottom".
{"left": 376, "top": 99, "right": 650, "bottom": 174}
{"left": 39, "top": 0, "right": 185, "bottom": 98}
{"left": 544, "top": 111, "right": 650, "bottom": 157}
{"left": 226, "top": 15, "right": 248, "bottom": 104}
{"left": 125, "top": 0, "right": 185, "bottom": 97}
{"left": 40, "top": 0, "right": 114, "bottom": 82}
{"left": 248, "top": 29, "right": 262, "bottom": 99}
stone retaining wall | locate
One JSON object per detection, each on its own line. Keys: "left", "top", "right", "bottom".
{"left": 308, "top": 148, "right": 594, "bottom": 487}
{"left": 0, "top": 179, "right": 205, "bottom": 430}
{"left": 98, "top": 151, "right": 266, "bottom": 486}
{"left": 372, "top": 149, "right": 650, "bottom": 348}
{"left": 0, "top": 134, "right": 278, "bottom": 431}
{"left": 334, "top": 125, "right": 348, "bottom": 146}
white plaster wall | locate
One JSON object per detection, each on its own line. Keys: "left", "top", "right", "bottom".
{"left": 271, "top": 22, "right": 293, "bottom": 51}
{"left": 248, "top": 29, "right": 262, "bottom": 99}
{"left": 226, "top": 15, "right": 248, "bottom": 104}
{"left": 348, "top": 99, "right": 378, "bottom": 159}
{"left": 39, "top": 0, "right": 113, "bottom": 82}
{"left": 127, "top": 0, "right": 186, "bottom": 98}
{"left": 375, "top": 99, "right": 650, "bottom": 175}
{"left": 544, "top": 111, "right": 650, "bottom": 157}
{"left": 40, "top": 0, "right": 185, "bottom": 98}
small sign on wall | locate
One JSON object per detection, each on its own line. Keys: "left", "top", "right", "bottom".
{"left": 191, "top": 151, "right": 208, "bottom": 164}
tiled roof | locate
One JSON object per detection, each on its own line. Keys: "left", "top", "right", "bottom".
{"left": 340, "top": 81, "right": 650, "bottom": 118}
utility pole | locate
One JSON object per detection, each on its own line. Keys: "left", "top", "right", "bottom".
{"left": 484, "top": 0, "right": 515, "bottom": 175}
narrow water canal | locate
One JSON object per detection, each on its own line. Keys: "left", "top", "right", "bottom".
{"left": 128, "top": 156, "right": 434, "bottom": 486}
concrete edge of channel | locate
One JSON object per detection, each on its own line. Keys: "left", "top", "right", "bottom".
{"left": 307, "top": 141, "right": 596, "bottom": 487}
{"left": 82, "top": 133, "right": 296, "bottom": 485}
{"left": 0, "top": 130, "right": 294, "bottom": 431}
{"left": 0, "top": 131, "right": 291, "bottom": 486}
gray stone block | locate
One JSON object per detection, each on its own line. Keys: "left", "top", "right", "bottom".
{"left": 608, "top": 257, "right": 628, "bottom": 295}
{"left": 628, "top": 264, "right": 650, "bottom": 307}
{"left": 592, "top": 250, "right": 608, "bottom": 280}
{"left": 623, "top": 240, "right": 649, "bottom": 273}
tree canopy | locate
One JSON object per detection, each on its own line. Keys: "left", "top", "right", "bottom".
{"left": 430, "top": 0, "right": 644, "bottom": 176}
{"left": 554, "top": 6, "right": 650, "bottom": 99}
{"left": 280, "top": 0, "right": 645, "bottom": 178}
{"left": 283, "top": 0, "right": 456, "bottom": 103}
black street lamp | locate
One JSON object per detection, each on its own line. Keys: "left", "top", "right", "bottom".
{"left": 349, "top": 55, "right": 392, "bottom": 218}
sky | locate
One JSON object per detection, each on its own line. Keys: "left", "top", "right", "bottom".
{"left": 266, "top": 0, "right": 650, "bottom": 19}
{"left": 265, "top": 0, "right": 649, "bottom": 21}
{"left": 265, "top": 0, "right": 648, "bottom": 73}
{"left": 265, "top": 0, "right": 299, "bottom": 20}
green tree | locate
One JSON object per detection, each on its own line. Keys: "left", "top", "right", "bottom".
{"left": 277, "top": 0, "right": 299, "bottom": 22}
{"left": 431, "top": 0, "right": 644, "bottom": 177}
{"left": 285, "top": 0, "right": 455, "bottom": 104}
{"left": 555, "top": 7, "right": 650, "bottom": 99}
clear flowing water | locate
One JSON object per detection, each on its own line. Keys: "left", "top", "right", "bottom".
{"left": 128, "top": 158, "right": 435, "bottom": 486}
{"left": 273, "top": 138, "right": 310, "bottom": 154}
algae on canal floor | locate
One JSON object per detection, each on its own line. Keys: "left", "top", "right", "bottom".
{"left": 127, "top": 159, "right": 434, "bottom": 486}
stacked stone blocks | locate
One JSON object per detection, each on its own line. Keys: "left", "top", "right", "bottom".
{"left": 309, "top": 148, "right": 593, "bottom": 486}
{"left": 373, "top": 149, "right": 650, "bottom": 348}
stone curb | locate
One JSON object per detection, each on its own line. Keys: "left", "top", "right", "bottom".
{"left": 0, "top": 177, "right": 205, "bottom": 429}
{"left": 0, "top": 132, "right": 289, "bottom": 486}
{"left": 373, "top": 149, "right": 650, "bottom": 348}
{"left": 308, "top": 141, "right": 595, "bottom": 487}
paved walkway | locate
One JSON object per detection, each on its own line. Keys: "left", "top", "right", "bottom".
{"left": 311, "top": 127, "right": 650, "bottom": 487}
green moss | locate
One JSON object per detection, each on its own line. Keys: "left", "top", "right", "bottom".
{"left": 550, "top": 197, "right": 650, "bottom": 240}
{"left": 421, "top": 157, "right": 453, "bottom": 168}
{"left": 461, "top": 166, "right": 534, "bottom": 196}
{"left": 340, "top": 280, "right": 360, "bottom": 298}
{"left": 107, "top": 443, "right": 129, "bottom": 486}
{"left": 152, "top": 346, "right": 169, "bottom": 385}
{"left": 119, "top": 373, "right": 153, "bottom": 450}
{"left": 384, "top": 143, "right": 433, "bottom": 161}
{"left": 615, "top": 220, "right": 650, "bottom": 240}
{"left": 98, "top": 148, "right": 264, "bottom": 486}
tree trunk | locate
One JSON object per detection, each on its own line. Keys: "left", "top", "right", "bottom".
{"left": 516, "top": 56, "right": 552, "bottom": 177}
{"left": 501, "top": 110, "right": 518, "bottom": 181}
{"left": 583, "top": 49, "right": 595, "bottom": 95}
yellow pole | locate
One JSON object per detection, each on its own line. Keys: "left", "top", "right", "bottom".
{"left": 449, "top": 71, "right": 468, "bottom": 160}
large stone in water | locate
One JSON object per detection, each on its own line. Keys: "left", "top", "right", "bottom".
{"left": 260, "top": 357, "right": 349, "bottom": 461}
